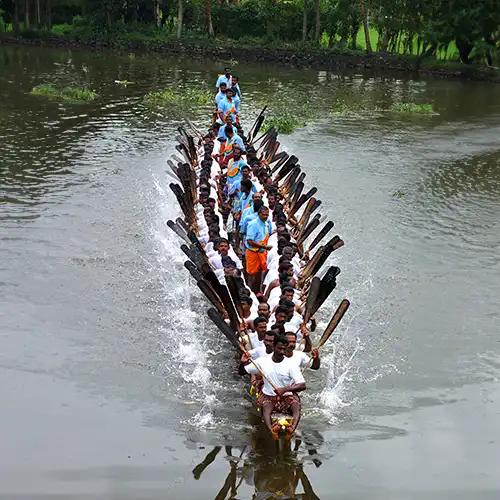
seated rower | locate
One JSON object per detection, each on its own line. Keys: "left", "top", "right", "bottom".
{"left": 239, "top": 334, "right": 306, "bottom": 439}
{"left": 246, "top": 330, "right": 275, "bottom": 360}
{"left": 285, "top": 332, "right": 320, "bottom": 370}
{"left": 208, "top": 237, "right": 243, "bottom": 273}
{"left": 242, "top": 315, "right": 268, "bottom": 350}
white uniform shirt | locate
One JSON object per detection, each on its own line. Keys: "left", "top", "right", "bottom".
{"left": 245, "top": 356, "right": 305, "bottom": 396}
{"left": 286, "top": 350, "right": 310, "bottom": 369}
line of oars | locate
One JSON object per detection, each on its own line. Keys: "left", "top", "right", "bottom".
{"left": 166, "top": 109, "right": 350, "bottom": 367}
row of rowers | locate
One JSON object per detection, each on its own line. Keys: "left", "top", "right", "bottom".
{"left": 196, "top": 120, "right": 321, "bottom": 373}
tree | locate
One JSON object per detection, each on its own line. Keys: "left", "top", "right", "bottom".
{"left": 176, "top": 0, "right": 183, "bottom": 38}
{"left": 204, "top": 0, "right": 214, "bottom": 36}
{"left": 314, "top": 0, "right": 320, "bottom": 41}
{"left": 359, "top": 0, "right": 372, "bottom": 52}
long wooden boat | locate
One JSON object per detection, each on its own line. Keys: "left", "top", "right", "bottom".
{"left": 166, "top": 102, "right": 350, "bottom": 439}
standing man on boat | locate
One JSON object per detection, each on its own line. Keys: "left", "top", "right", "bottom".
{"left": 239, "top": 335, "right": 306, "bottom": 439}
{"left": 218, "top": 88, "right": 239, "bottom": 124}
{"left": 215, "top": 67, "right": 232, "bottom": 90}
{"left": 246, "top": 206, "right": 273, "bottom": 293}
{"left": 215, "top": 82, "right": 227, "bottom": 109}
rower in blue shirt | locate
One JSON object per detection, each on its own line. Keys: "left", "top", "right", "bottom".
{"left": 218, "top": 88, "right": 239, "bottom": 123}
{"left": 215, "top": 67, "right": 232, "bottom": 90}
{"left": 215, "top": 83, "right": 228, "bottom": 109}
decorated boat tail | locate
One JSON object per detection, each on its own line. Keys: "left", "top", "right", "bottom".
{"left": 166, "top": 79, "right": 350, "bottom": 440}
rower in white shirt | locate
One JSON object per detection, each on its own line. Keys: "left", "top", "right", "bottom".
{"left": 208, "top": 237, "right": 243, "bottom": 271}
{"left": 284, "top": 332, "right": 320, "bottom": 370}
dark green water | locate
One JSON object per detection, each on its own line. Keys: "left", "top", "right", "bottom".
{"left": 1, "top": 45, "right": 500, "bottom": 499}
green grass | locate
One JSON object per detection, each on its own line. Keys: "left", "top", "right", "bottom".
{"left": 390, "top": 102, "right": 434, "bottom": 114}
{"left": 144, "top": 87, "right": 212, "bottom": 108}
{"left": 31, "top": 83, "right": 98, "bottom": 102}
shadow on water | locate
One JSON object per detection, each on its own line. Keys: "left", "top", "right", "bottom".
{"left": 191, "top": 417, "right": 323, "bottom": 500}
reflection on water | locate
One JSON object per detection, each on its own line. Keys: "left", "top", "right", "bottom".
{"left": 1, "top": 44, "right": 500, "bottom": 498}
{"left": 192, "top": 420, "right": 323, "bottom": 500}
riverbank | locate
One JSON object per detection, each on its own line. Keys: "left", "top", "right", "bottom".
{"left": 1, "top": 32, "right": 499, "bottom": 83}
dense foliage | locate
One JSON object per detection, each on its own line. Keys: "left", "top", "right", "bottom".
{"left": 1, "top": 0, "right": 498, "bottom": 65}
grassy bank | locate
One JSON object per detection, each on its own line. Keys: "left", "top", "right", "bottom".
{"left": 1, "top": 27, "right": 499, "bottom": 83}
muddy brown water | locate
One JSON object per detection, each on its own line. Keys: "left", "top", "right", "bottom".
{"left": 1, "top": 45, "right": 500, "bottom": 499}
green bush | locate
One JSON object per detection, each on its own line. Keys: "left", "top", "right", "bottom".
{"left": 144, "top": 87, "right": 212, "bottom": 108}
{"left": 261, "top": 113, "right": 306, "bottom": 134}
{"left": 31, "top": 84, "right": 99, "bottom": 102}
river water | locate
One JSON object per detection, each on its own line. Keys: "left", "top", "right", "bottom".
{"left": 1, "top": 45, "right": 499, "bottom": 499}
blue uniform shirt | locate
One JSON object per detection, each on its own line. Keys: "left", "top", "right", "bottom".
{"left": 218, "top": 97, "right": 238, "bottom": 122}
{"left": 216, "top": 74, "right": 232, "bottom": 90}
{"left": 246, "top": 217, "right": 272, "bottom": 251}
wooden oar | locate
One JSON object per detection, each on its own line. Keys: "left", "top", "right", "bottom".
{"left": 317, "top": 299, "right": 350, "bottom": 348}
{"left": 296, "top": 214, "right": 321, "bottom": 246}
{"left": 167, "top": 220, "right": 191, "bottom": 244}
{"left": 303, "top": 276, "right": 321, "bottom": 325}
{"left": 269, "top": 150, "right": 288, "bottom": 165}
{"left": 306, "top": 238, "right": 344, "bottom": 279}
{"left": 248, "top": 106, "right": 267, "bottom": 140}
{"left": 289, "top": 188, "right": 317, "bottom": 219}
{"left": 308, "top": 221, "right": 334, "bottom": 253}
{"left": 309, "top": 266, "right": 340, "bottom": 318}
{"left": 198, "top": 279, "right": 226, "bottom": 315}
{"left": 184, "top": 260, "right": 204, "bottom": 283}
{"left": 207, "top": 308, "right": 281, "bottom": 392}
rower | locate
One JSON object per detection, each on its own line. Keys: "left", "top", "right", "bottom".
{"left": 208, "top": 237, "right": 243, "bottom": 273}
{"left": 218, "top": 88, "right": 239, "bottom": 124}
{"left": 285, "top": 332, "right": 319, "bottom": 369}
{"left": 239, "top": 334, "right": 306, "bottom": 439}
{"left": 215, "top": 82, "right": 227, "bottom": 109}
{"left": 246, "top": 330, "right": 275, "bottom": 360}
{"left": 256, "top": 301, "right": 271, "bottom": 321}
{"left": 231, "top": 76, "right": 241, "bottom": 98}
{"left": 215, "top": 67, "right": 232, "bottom": 90}
{"left": 245, "top": 206, "right": 273, "bottom": 293}
{"left": 246, "top": 316, "right": 268, "bottom": 349}
{"left": 225, "top": 148, "right": 247, "bottom": 196}
{"left": 222, "top": 126, "right": 245, "bottom": 165}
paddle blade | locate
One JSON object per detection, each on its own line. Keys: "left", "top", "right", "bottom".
{"left": 318, "top": 299, "right": 350, "bottom": 348}
{"left": 207, "top": 308, "right": 241, "bottom": 351}
{"left": 303, "top": 277, "right": 321, "bottom": 324}
{"left": 184, "top": 260, "right": 203, "bottom": 282}
{"left": 310, "top": 266, "right": 341, "bottom": 317}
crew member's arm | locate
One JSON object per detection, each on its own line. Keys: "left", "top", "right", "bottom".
{"left": 275, "top": 382, "right": 306, "bottom": 396}
{"left": 275, "top": 365, "right": 306, "bottom": 395}
{"left": 301, "top": 324, "right": 312, "bottom": 353}
{"left": 310, "top": 348, "right": 321, "bottom": 370}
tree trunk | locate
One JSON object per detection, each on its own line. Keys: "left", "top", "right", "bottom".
{"left": 36, "top": 0, "right": 41, "bottom": 27}
{"left": 314, "top": 0, "right": 320, "bottom": 42}
{"left": 46, "top": 0, "right": 51, "bottom": 29}
{"left": 177, "top": 0, "right": 183, "bottom": 39}
{"left": 302, "top": 0, "right": 307, "bottom": 43}
{"left": 204, "top": 0, "right": 214, "bottom": 37}
{"left": 25, "top": 0, "right": 30, "bottom": 29}
{"left": 359, "top": 0, "right": 372, "bottom": 53}
{"left": 154, "top": 0, "right": 161, "bottom": 28}
{"left": 14, "top": 0, "right": 20, "bottom": 33}
{"left": 456, "top": 38, "right": 472, "bottom": 64}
